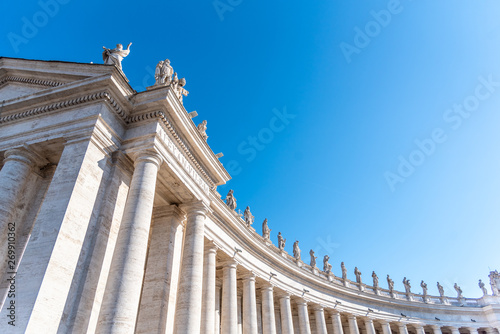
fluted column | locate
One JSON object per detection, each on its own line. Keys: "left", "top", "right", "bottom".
{"left": 261, "top": 283, "right": 277, "bottom": 334}
{"left": 201, "top": 241, "right": 219, "bottom": 334}
{"left": 242, "top": 272, "right": 258, "bottom": 334}
{"left": 397, "top": 323, "right": 409, "bottom": 334}
{"left": 414, "top": 324, "right": 425, "bottom": 334}
{"left": 296, "top": 298, "right": 311, "bottom": 334}
{"left": 379, "top": 320, "right": 392, "bottom": 334}
{"left": 221, "top": 259, "right": 238, "bottom": 334}
{"left": 97, "top": 151, "right": 162, "bottom": 334}
{"left": 467, "top": 328, "right": 479, "bottom": 334}
{"left": 278, "top": 293, "right": 294, "bottom": 334}
{"left": 173, "top": 201, "right": 210, "bottom": 334}
{"left": 0, "top": 148, "right": 45, "bottom": 275}
{"left": 348, "top": 315, "right": 360, "bottom": 334}
{"left": 313, "top": 306, "right": 327, "bottom": 334}
{"left": 330, "top": 311, "right": 344, "bottom": 334}
{"left": 365, "top": 319, "right": 376, "bottom": 334}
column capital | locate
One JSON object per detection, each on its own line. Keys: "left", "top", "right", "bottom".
{"left": 153, "top": 204, "right": 186, "bottom": 222}
{"left": 219, "top": 258, "right": 239, "bottom": 269}
{"left": 347, "top": 314, "right": 357, "bottom": 320}
{"left": 5, "top": 146, "right": 48, "bottom": 167}
{"left": 240, "top": 271, "right": 256, "bottom": 281}
{"left": 275, "top": 291, "right": 292, "bottom": 299}
{"left": 295, "top": 297, "right": 309, "bottom": 305}
{"left": 132, "top": 150, "right": 163, "bottom": 168}
{"left": 180, "top": 200, "right": 211, "bottom": 218}
{"left": 378, "top": 319, "right": 390, "bottom": 325}
{"left": 465, "top": 328, "right": 479, "bottom": 333}
{"left": 312, "top": 304, "right": 325, "bottom": 312}
{"left": 398, "top": 323, "right": 408, "bottom": 329}
{"left": 259, "top": 281, "right": 276, "bottom": 290}
{"left": 204, "top": 239, "right": 220, "bottom": 253}
{"left": 365, "top": 318, "right": 374, "bottom": 324}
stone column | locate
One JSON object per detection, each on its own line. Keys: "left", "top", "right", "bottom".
{"left": 379, "top": 320, "right": 392, "bottom": 334}
{"left": 256, "top": 299, "right": 263, "bottom": 334}
{"left": 173, "top": 201, "right": 210, "bottom": 334}
{"left": 0, "top": 148, "right": 45, "bottom": 276}
{"left": 201, "top": 241, "right": 219, "bottom": 334}
{"left": 397, "top": 323, "right": 409, "bottom": 334}
{"left": 278, "top": 293, "right": 294, "bottom": 334}
{"left": 261, "top": 283, "right": 277, "bottom": 334}
{"left": 97, "top": 151, "right": 162, "bottom": 334}
{"left": 296, "top": 298, "right": 311, "bottom": 334}
{"left": 348, "top": 315, "right": 360, "bottom": 334}
{"left": 414, "top": 324, "right": 425, "bottom": 334}
{"left": 136, "top": 205, "right": 186, "bottom": 334}
{"left": 430, "top": 325, "right": 441, "bottom": 334}
{"left": 365, "top": 319, "right": 376, "bottom": 334}
{"left": 221, "top": 259, "right": 238, "bottom": 334}
{"left": 313, "top": 305, "right": 328, "bottom": 334}
{"left": 449, "top": 327, "right": 460, "bottom": 334}
{"left": 215, "top": 279, "right": 222, "bottom": 334}
{"left": 330, "top": 311, "right": 344, "bottom": 334}
{"left": 467, "top": 328, "right": 479, "bottom": 334}
{"left": 242, "top": 272, "right": 258, "bottom": 334}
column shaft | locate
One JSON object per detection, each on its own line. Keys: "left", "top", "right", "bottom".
{"left": 201, "top": 242, "right": 218, "bottom": 334}
{"left": 330, "top": 312, "right": 344, "bottom": 334}
{"left": 221, "top": 259, "right": 238, "bottom": 334}
{"left": 279, "top": 295, "right": 294, "bottom": 334}
{"left": 313, "top": 307, "right": 328, "bottom": 334}
{"left": 380, "top": 321, "right": 392, "bottom": 334}
{"left": 243, "top": 274, "right": 258, "bottom": 334}
{"left": 97, "top": 152, "right": 162, "bottom": 333}
{"left": 365, "top": 319, "right": 376, "bottom": 334}
{"left": 261, "top": 284, "right": 277, "bottom": 334}
{"left": 173, "top": 201, "right": 209, "bottom": 334}
{"left": 348, "top": 315, "right": 360, "bottom": 334}
{"left": 398, "top": 324, "right": 409, "bottom": 334}
{"left": 296, "top": 299, "right": 311, "bottom": 334}
{"left": 414, "top": 325, "right": 425, "bottom": 334}
{"left": 215, "top": 281, "right": 222, "bottom": 334}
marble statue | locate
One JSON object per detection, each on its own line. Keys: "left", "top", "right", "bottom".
{"left": 171, "top": 72, "right": 189, "bottom": 102}
{"left": 277, "top": 232, "right": 286, "bottom": 251}
{"left": 323, "top": 255, "right": 332, "bottom": 273}
{"left": 479, "top": 279, "right": 488, "bottom": 296}
{"left": 293, "top": 241, "right": 301, "bottom": 261}
{"left": 403, "top": 277, "right": 411, "bottom": 294}
{"left": 197, "top": 120, "right": 208, "bottom": 140}
{"left": 454, "top": 283, "right": 463, "bottom": 299}
{"left": 102, "top": 43, "right": 132, "bottom": 70}
{"left": 243, "top": 206, "right": 254, "bottom": 227}
{"left": 354, "top": 267, "right": 362, "bottom": 284}
{"left": 154, "top": 59, "right": 173, "bottom": 86}
{"left": 262, "top": 218, "right": 271, "bottom": 240}
{"left": 421, "top": 280, "right": 428, "bottom": 296}
{"left": 341, "top": 262, "right": 347, "bottom": 280}
{"left": 437, "top": 282, "right": 445, "bottom": 297}
{"left": 309, "top": 249, "right": 317, "bottom": 268}
{"left": 387, "top": 275, "right": 394, "bottom": 292}
{"left": 372, "top": 271, "right": 379, "bottom": 288}
{"left": 225, "top": 190, "right": 237, "bottom": 210}
{"left": 489, "top": 270, "right": 500, "bottom": 296}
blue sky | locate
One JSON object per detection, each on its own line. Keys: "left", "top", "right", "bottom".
{"left": 2, "top": 0, "right": 499, "bottom": 298}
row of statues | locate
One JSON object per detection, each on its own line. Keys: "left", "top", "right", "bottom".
{"left": 224, "top": 190, "right": 497, "bottom": 300}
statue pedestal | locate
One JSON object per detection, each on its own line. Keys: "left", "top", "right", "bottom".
{"left": 478, "top": 295, "right": 500, "bottom": 305}
{"left": 311, "top": 267, "right": 319, "bottom": 276}
{"left": 295, "top": 260, "right": 303, "bottom": 268}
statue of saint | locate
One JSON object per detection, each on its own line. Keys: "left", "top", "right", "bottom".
{"left": 354, "top": 267, "right": 362, "bottom": 284}
{"left": 277, "top": 232, "right": 286, "bottom": 251}
{"left": 225, "top": 190, "right": 236, "bottom": 210}
{"left": 403, "top": 277, "right": 411, "bottom": 294}
{"left": 454, "top": 283, "right": 463, "bottom": 299}
{"left": 102, "top": 43, "right": 132, "bottom": 70}
{"left": 372, "top": 271, "right": 379, "bottom": 288}
{"left": 479, "top": 279, "right": 488, "bottom": 296}
{"left": 323, "top": 255, "right": 332, "bottom": 273}
{"left": 171, "top": 72, "right": 189, "bottom": 102}
{"left": 155, "top": 59, "right": 173, "bottom": 85}
{"left": 293, "top": 241, "right": 301, "bottom": 261}
{"left": 197, "top": 120, "right": 208, "bottom": 140}
{"left": 420, "top": 280, "right": 428, "bottom": 296}
{"left": 262, "top": 218, "right": 271, "bottom": 240}
{"left": 489, "top": 270, "right": 500, "bottom": 296}
{"left": 387, "top": 275, "right": 394, "bottom": 292}
{"left": 341, "top": 262, "right": 347, "bottom": 280}
{"left": 243, "top": 206, "right": 254, "bottom": 227}
{"left": 309, "top": 249, "right": 317, "bottom": 268}
{"left": 437, "top": 282, "right": 445, "bottom": 297}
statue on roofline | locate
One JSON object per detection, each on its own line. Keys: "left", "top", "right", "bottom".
{"left": 102, "top": 42, "right": 132, "bottom": 70}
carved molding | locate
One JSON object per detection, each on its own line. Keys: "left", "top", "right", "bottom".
{"left": 0, "top": 91, "right": 126, "bottom": 124}
{"left": 0, "top": 76, "right": 64, "bottom": 88}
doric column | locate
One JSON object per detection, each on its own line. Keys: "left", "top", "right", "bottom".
{"left": 397, "top": 323, "right": 409, "bottom": 334}
{"left": 348, "top": 315, "right": 360, "bottom": 334}
{"left": 261, "top": 283, "right": 277, "bottom": 334}
{"left": 365, "top": 318, "right": 376, "bottom": 334}
{"left": 215, "top": 279, "right": 222, "bottom": 334}
{"left": 313, "top": 305, "right": 328, "bottom": 334}
{"left": 256, "top": 299, "right": 263, "bottom": 334}
{"left": 242, "top": 272, "right": 258, "bottom": 334}
{"left": 97, "top": 151, "right": 162, "bottom": 334}
{"left": 467, "top": 328, "right": 479, "bottom": 334}
{"left": 414, "top": 324, "right": 425, "bottom": 334}
{"left": 278, "top": 293, "right": 295, "bottom": 334}
{"left": 379, "top": 320, "right": 392, "bottom": 334}
{"left": 330, "top": 311, "right": 344, "bottom": 334}
{"left": 201, "top": 241, "right": 219, "bottom": 334}
{"left": 0, "top": 148, "right": 45, "bottom": 275}
{"left": 173, "top": 201, "right": 210, "bottom": 334}
{"left": 221, "top": 258, "right": 238, "bottom": 334}
{"left": 296, "top": 298, "right": 312, "bottom": 334}
{"left": 449, "top": 327, "right": 460, "bottom": 334}
{"left": 136, "top": 205, "right": 186, "bottom": 334}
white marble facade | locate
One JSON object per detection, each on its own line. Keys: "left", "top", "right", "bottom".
{"left": 0, "top": 57, "right": 499, "bottom": 334}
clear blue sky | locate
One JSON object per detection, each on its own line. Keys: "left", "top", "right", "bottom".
{"left": 2, "top": 0, "right": 499, "bottom": 298}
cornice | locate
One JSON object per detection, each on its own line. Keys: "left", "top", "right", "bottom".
{"left": 0, "top": 75, "right": 64, "bottom": 88}
{"left": 0, "top": 91, "right": 126, "bottom": 125}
